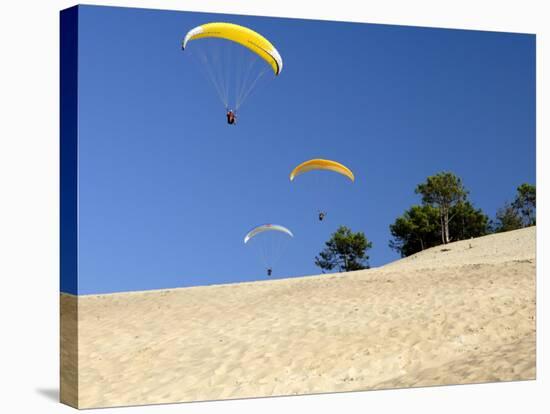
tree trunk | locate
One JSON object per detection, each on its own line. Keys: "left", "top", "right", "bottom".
{"left": 440, "top": 213, "right": 446, "bottom": 244}
{"left": 444, "top": 207, "right": 450, "bottom": 244}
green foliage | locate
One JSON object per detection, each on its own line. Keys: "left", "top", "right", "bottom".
{"left": 449, "top": 201, "right": 490, "bottom": 240}
{"left": 390, "top": 201, "right": 489, "bottom": 257}
{"left": 512, "top": 183, "right": 536, "bottom": 226}
{"left": 315, "top": 226, "right": 372, "bottom": 272}
{"left": 415, "top": 172, "right": 468, "bottom": 244}
{"left": 415, "top": 172, "right": 468, "bottom": 206}
{"left": 491, "top": 184, "right": 535, "bottom": 233}
{"left": 493, "top": 202, "right": 524, "bottom": 233}
{"left": 389, "top": 205, "right": 440, "bottom": 257}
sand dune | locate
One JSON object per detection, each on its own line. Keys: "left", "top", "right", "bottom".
{"left": 60, "top": 226, "right": 536, "bottom": 408}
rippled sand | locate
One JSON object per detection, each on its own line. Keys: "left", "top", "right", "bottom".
{"left": 61, "top": 227, "right": 536, "bottom": 408}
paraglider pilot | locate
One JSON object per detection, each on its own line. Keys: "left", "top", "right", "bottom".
{"left": 267, "top": 268, "right": 272, "bottom": 277}
{"left": 226, "top": 109, "right": 237, "bottom": 125}
{"left": 318, "top": 212, "right": 326, "bottom": 221}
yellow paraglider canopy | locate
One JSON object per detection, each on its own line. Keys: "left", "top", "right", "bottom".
{"left": 290, "top": 159, "right": 355, "bottom": 182}
{"left": 182, "top": 22, "right": 283, "bottom": 75}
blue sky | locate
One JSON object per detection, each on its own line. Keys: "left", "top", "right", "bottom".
{"left": 71, "top": 5, "right": 535, "bottom": 294}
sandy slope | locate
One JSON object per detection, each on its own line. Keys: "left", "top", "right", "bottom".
{"left": 61, "top": 227, "right": 536, "bottom": 408}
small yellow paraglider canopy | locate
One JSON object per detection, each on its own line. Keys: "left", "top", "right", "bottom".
{"left": 289, "top": 159, "right": 355, "bottom": 182}
{"left": 182, "top": 22, "right": 283, "bottom": 75}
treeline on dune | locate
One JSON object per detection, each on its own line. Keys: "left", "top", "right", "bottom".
{"left": 315, "top": 172, "right": 535, "bottom": 273}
